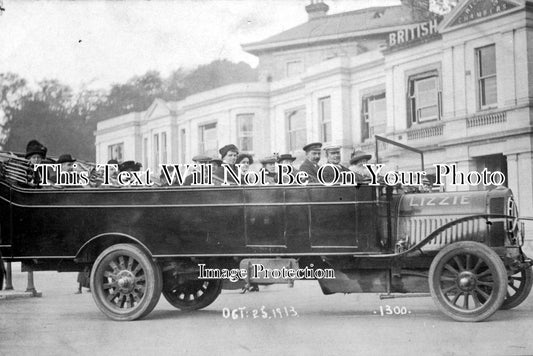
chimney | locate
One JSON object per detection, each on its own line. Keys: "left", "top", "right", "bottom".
{"left": 401, "top": 0, "right": 433, "bottom": 20}
{"left": 305, "top": 0, "right": 329, "bottom": 20}
{"left": 401, "top": 0, "right": 430, "bottom": 11}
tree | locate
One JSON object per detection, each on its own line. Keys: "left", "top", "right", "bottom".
{"left": 1, "top": 79, "right": 96, "bottom": 161}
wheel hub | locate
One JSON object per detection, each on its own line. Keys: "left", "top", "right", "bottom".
{"left": 116, "top": 270, "right": 135, "bottom": 293}
{"left": 457, "top": 271, "right": 476, "bottom": 291}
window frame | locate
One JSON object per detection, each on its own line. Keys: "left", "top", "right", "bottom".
{"left": 107, "top": 142, "right": 124, "bottom": 163}
{"left": 198, "top": 121, "right": 218, "bottom": 157}
{"left": 476, "top": 44, "right": 497, "bottom": 110}
{"left": 285, "top": 107, "right": 307, "bottom": 153}
{"left": 361, "top": 91, "right": 386, "bottom": 141}
{"left": 318, "top": 96, "right": 332, "bottom": 143}
{"left": 236, "top": 113, "right": 254, "bottom": 152}
{"left": 407, "top": 69, "right": 442, "bottom": 126}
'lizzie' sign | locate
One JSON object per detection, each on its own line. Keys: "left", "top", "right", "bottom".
{"left": 388, "top": 18, "right": 438, "bottom": 47}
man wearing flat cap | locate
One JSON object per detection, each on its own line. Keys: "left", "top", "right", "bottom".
{"left": 299, "top": 142, "right": 322, "bottom": 183}
{"left": 349, "top": 150, "right": 372, "bottom": 182}
{"left": 183, "top": 154, "right": 212, "bottom": 186}
{"left": 214, "top": 144, "right": 239, "bottom": 184}
{"left": 320, "top": 144, "right": 350, "bottom": 184}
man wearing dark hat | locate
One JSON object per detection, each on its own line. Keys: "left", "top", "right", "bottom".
{"left": 214, "top": 144, "right": 239, "bottom": 184}
{"left": 46, "top": 154, "right": 79, "bottom": 186}
{"left": 183, "top": 154, "right": 212, "bottom": 186}
{"left": 299, "top": 142, "right": 322, "bottom": 183}
{"left": 25, "top": 139, "right": 47, "bottom": 165}
{"left": 320, "top": 144, "right": 350, "bottom": 184}
{"left": 349, "top": 150, "right": 372, "bottom": 182}
{"left": 119, "top": 160, "right": 142, "bottom": 173}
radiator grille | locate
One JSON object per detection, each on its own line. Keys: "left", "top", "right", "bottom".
{"left": 404, "top": 215, "right": 487, "bottom": 250}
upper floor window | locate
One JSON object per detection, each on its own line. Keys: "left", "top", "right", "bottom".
{"left": 108, "top": 143, "right": 124, "bottom": 162}
{"left": 476, "top": 44, "right": 497, "bottom": 109}
{"left": 237, "top": 113, "right": 254, "bottom": 152}
{"left": 286, "top": 60, "right": 303, "bottom": 78}
{"left": 198, "top": 122, "right": 218, "bottom": 158}
{"left": 361, "top": 92, "right": 386, "bottom": 141}
{"left": 408, "top": 70, "right": 441, "bottom": 125}
{"left": 319, "top": 96, "right": 331, "bottom": 142}
{"left": 286, "top": 108, "right": 306, "bottom": 152}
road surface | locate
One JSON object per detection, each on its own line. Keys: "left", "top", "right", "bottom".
{"left": 1, "top": 265, "right": 532, "bottom": 356}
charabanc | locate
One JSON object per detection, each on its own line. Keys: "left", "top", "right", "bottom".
{"left": 0, "top": 138, "right": 531, "bottom": 322}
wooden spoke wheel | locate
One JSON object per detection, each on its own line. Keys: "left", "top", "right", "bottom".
{"left": 501, "top": 265, "right": 532, "bottom": 310}
{"left": 163, "top": 278, "right": 222, "bottom": 311}
{"left": 90, "top": 244, "right": 162, "bottom": 321}
{"left": 429, "top": 241, "right": 507, "bottom": 322}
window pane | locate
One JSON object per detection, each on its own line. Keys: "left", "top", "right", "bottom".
{"left": 199, "top": 123, "right": 217, "bottom": 157}
{"left": 241, "top": 137, "right": 252, "bottom": 152}
{"left": 287, "top": 109, "right": 306, "bottom": 151}
{"left": 416, "top": 77, "right": 437, "bottom": 108}
{"left": 319, "top": 97, "right": 331, "bottom": 142}
{"left": 479, "top": 45, "right": 496, "bottom": 77}
{"left": 418, "top": 106, "right": 438, "bottom": 121}
{"left": 481, "top": 76, "right": 497, "bottom": 106}
{"left": 237, "top": 114, "right": 253, "bottom": 151}
{"left": 322, "top": 122, "right": 331, "bottom": 142}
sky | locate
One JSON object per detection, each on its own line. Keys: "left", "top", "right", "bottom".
{"left": 0, "top": 0, "right": 400, "bottom": 90}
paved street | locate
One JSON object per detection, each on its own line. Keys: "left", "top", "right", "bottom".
{"left": 1, "top": 264, "right": 532, "bottom": 356}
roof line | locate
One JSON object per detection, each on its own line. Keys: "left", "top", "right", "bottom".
{"left": 242, "top": 23, "right": 430, "bottom": 54}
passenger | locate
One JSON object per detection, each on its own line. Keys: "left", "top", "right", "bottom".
{"left": 278, "top": 153, "right": 297, "bottom": 167}
{"left": 278, "top": 153, "right": 298, "bottom": 184}
{"left": 119, "top": 160, "right": 142, "bottom": 173}
{"left": 298, "top": 142, "right": 322, "bottom": 183}
{"left": 260, "top": 155, "right": 278, "bottom": 184}
{"left": 25, "top": 139, "right": 47, "bottom": 165}
{"left": 349, "top": 150, "right": 372, "bottom": 182}
{"left": 236, "top": 153, "right": 253, "bottom": 174}
{"left": 118, "top": 161, "right": 143, "bottom": 185}
{"left": 48, "top": 154, "right": 77, "bottom": 187}
{"left": 183, "top": 155, "right": 212, "bottom": 186}
{"left": 210, "top": 158, "right": 223, "bottom": 171}
{"left": 214, "top": 144, "right": 239, "bottom": 184}
{"left": 106, "top": 159, "right": 119, "bottom": 184}
{"left": 24, "top": 139, "right": 47, "bottom": 185}
{"left": 321, "top": 144, "right": 350, "bottom": 184}
{"left": 90, "top": 159, "right": 119, "bottom": 187}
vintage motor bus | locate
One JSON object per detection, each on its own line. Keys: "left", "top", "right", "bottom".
{"left": 0, "top": 138, "right": 531, "bottom": 322}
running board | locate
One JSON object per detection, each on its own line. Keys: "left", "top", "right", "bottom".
{"left": 379, "top": 293, "right": 431, "bottom": 299}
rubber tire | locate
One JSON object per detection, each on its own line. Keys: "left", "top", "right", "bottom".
{"left": 501, "top": 265, "right": 533, "bottom": 310}
{"left": 163, "top": 279, "right": 222, "bottom": 311}
{"left": 429, "top": 241, "right": 507, "bottom": 322}
{"left": 90, "top": 243, "right": 162, "bottom": 321}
